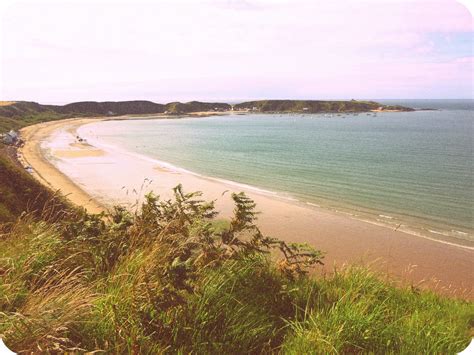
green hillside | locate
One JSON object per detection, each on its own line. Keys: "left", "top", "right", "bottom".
{"left": 49, "top": 100, "right": 166, "bottom": 116}
{"left": 0, "top": 146, "right": 71, "bottom": 222}
{"left": 234, "top": 99, "right": 415, "bottom": 113}
{"left": 0, "top": 100, "right": 233, "bottom": 132}
{"left": 0, "top": 102, "right": 67, "bottom": 131}
{"left": 0, "top": 99, "right": 414, "bottom": 133}
{"left": 165, "top": 101, "right": 231, "bottom": 114}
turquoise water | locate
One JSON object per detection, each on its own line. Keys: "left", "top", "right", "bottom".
{"left": 80, "top": 100, "right": 473, "bottom": 243}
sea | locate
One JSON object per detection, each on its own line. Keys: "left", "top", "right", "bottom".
{"left": 78, "top": 99, "right": 473, "bottom": 245}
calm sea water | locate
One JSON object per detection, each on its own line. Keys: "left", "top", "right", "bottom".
{"left": 79, "top": 100, "right": 473, "bottom": 244}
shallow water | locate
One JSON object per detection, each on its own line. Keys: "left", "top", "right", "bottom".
{"left": 78, "top": 100, "right": 474, "bottom": 243}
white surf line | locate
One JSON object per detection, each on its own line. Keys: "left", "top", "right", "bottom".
{"left": 72, "top": 119, "right": 474, "bottom": 252}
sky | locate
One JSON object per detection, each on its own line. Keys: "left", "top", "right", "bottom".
{"left": 0, "top": 0, "right": 472, "bottom": 104}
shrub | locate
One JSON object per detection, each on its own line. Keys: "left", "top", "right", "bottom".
{"left": 0, "top": 186, "right": 471, "bottom": 353}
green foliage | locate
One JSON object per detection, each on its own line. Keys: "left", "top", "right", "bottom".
{"left": 0, "top": 186, "right": 471, "bottom": 353}
{"left": 177, "top": 256, "right": 296, "bottom": 353}
{"left": 282, "top": 267, "right": 474, "bottom": 354}
{"left": 0, "top": 99, "right": 415, "bottom": 133}
{"left": 233, "top": 99, "right": 414, "bottom": 113}
{"left": 0, "top": 109, "right": 69, "bottom": 132}
{"left": 0, "top": 148, "right": 72, "bottom": 223}
{"left": 0, "top": 100, "right": 232, "bottom": 132}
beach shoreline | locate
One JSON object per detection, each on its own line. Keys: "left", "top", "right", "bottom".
{"left": 19, "top": 116, "right": 474, "bottom": 299}
{"left": 79, "top": 116, "right": 473, "bottom": 249}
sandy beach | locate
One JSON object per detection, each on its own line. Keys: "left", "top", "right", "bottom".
{"left": 20, "top": 117, "right": 474, "bottom": 299}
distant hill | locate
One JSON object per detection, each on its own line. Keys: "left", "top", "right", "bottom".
{"left": 0, "top": 99, "right": 414, "bottom": 132}
{"left": 0, "top": 101, "right": 52, "bottom": 118}
{"left": 0, "top": 100, "right": 233, "bottom": 131}
{"left": 165, "top": 101, "right": 232, "bottom": 114}
{"left": 234, "top": 100, "right": 415, "bottom": 113}
{"left": 48, "top": 100, "right": 166, "bottom": 116}
{"left": 0, "top": 101, "right": 66, "bottom": 131}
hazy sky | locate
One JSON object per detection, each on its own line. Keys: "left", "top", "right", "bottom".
{"left": 0, "top": 0, "right": 472, "bottom": 103}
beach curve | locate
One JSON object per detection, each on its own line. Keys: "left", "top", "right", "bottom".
{"left": 20, "top": 117, "right": 474, "bottom": 299}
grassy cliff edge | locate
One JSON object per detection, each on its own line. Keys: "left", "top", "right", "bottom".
{"left": 0, "top": 168, "right": 472, "bottom": 352}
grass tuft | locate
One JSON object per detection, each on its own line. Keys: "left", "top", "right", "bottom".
{"left": 0, "top": 186, "right": 472, "bottom": 353}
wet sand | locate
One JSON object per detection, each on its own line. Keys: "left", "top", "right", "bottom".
{"left": 20, "top": 117, "right": 474, "bottom": 299}
{"left": 19, "top": 118, "right": 107, "bottom": 214}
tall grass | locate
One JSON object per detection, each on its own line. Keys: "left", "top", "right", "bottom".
{"left": 0, "top": 150, "right": 72, "bottom": 224}
{"left": 0, "top": 186, "right": 472, "bottom": 353}
{"left": 283, "top": 267, "right": 473, "bottom": 354}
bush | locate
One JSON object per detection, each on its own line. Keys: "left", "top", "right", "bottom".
{"left": 0, "top": 186, "right": 471, "bottom": 353}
